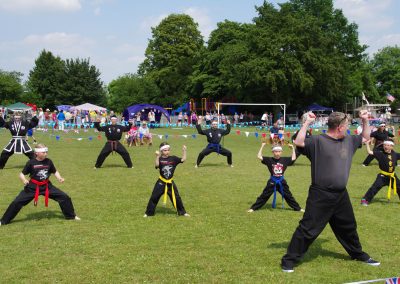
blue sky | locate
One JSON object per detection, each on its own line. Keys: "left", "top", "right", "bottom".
{"left": 0, "top": 0, "right": 399, "bottom": 84}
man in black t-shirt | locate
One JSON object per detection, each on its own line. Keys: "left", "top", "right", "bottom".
{"left": 144, "top": 142, "right": 189, "bottom": 217}
{"left": 361, "top": 140, "right": 400, "bottom": 206}
{"left": 248, "top": 143, "right": 302, "bottom": 212}
{"left": 362, "top": 123, "right": 394, "bottom": 166}
{"left": 94, "top": 115, "right": 133, "bottom": 168}
{"left": 281, "top": 111, "right": 380, "bottom": 273}
{"left": 195, "top": 117, "right": 232, "bottom": 168}
{"left": 0, "top": 144, "right": 79, "bottom": 225}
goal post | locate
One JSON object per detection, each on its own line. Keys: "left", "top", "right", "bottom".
{"left": 216, "top": 102, "right": 286, "bottom": 126}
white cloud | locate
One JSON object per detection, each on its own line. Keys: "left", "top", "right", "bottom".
{"left": 140, "top": 14, "right": 168, "bottom": 32}
{"left": 183, "top": 7, "right": 214, "bottom": 39}
{"left": 0, "top": 0, "right": 82, "bottom": 12}
{"left": 368, "top": 33, "right": 400, "bottom": 55}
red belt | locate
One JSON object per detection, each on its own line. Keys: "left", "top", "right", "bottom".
{"left": 30, "top": 178, "right": 49, "bottom": 207}
{"left": 108, "top": 140, "right": 118, "bottom": 153}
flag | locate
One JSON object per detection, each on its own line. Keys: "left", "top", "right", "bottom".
{"left": 386, "top": 92, "right": 395, "bottom": 102}
{"left": 386, "top": 277, "right": 399, "bottom": 284}
{"left": 361, "top": 92, "right": 370, "bottom": 105}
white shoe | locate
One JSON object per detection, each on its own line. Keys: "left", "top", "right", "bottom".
{"left": 229, "top": 164, "right": 234, "bottom": 168}
{"left": 194, "top": 165, "right": 198, "bottom": 168}
{"left": 300, "top": 209, "right": 305, "bottom": 212}
{"left": 143, "top": 214, "right": 148, "bottom": 218}
{"left": 183, "top": 213, "right": 191, "bottom": 217}
{"left": 74, "top": 216, "right": 81, "bottom": 221}
{"left": 247, "top": 209, "right": 254, "bottom": 213}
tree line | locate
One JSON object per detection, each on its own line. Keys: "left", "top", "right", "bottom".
{"left": 1, "top": 0, "right": 399, "bottom": 113}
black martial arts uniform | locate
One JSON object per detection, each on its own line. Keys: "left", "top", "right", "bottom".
{"left": 0, "top": 158, "right": 77, "bottom": 225}
{"left": 363, "top": 149, "right": 400, "bottom": 203}
{"left": 145, "top": 155, "right": 187, "bottom": 216}
{"left": 281, "top": 134, "right": 372, "bottom": 270}
{"left": 250, "top": 156, "right": 301, "bottom": 211}
{"left": 362, "top": 129, "right": 394, "bottom": 166}
{"left": 94, "top": 122, "right": 133, "bottom": 168}
{"left": 196, "top": 123, "right": 232, "bottom": 166}
{"left": 0, "top": 116, "right": 38, "bottom": 169}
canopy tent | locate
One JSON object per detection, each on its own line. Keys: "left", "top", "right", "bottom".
{"left": 172, "top": 102, "right": 190, "bottom": 114}
{"left": 306, "top": 103, "right": 334, "bottom": 112}
{"left": 6, "top": 102, "right": 32, "bottom": 112}
{"left": 57, "top": 105, "right": 74, "bottom": 112}
{"left": 123, "top": 104, "right": 170, "bottom": 122}
{"left": 73, "top": 103, "right": 107, "bottom": 112}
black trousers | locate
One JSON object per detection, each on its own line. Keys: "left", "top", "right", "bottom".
{"left": 281, "top": 185, "right": 370, "bottom": 268}
{"left": 250, "top": 179, "right": 301, "bottom": 211}
{"left": 145, "top": 180, "right": 186, "bottom": 216}
{"left": 95, "top": 141, "right": 133, "bottom": 168}
{"left": 1, "top": 184, "right": 76, "bottom": 224}
{"left": 0, "top": 150, "right": 34, "bottom": 169}
{"left": 363, "top": 174, "right": 400, "bottom": 202}
{"left": 196, "top": 146, "right": 232, "bottom": 166}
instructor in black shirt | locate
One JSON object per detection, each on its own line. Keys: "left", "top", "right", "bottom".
{"left": 281, "top": 111, "right": 380, "bottom": 273}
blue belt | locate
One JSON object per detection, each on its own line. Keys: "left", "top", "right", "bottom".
{"left": 270, "top": 175, "right": 284, "bottom": 209}
{"left": 207, "top": 143, "right": 221, "bottom": 154}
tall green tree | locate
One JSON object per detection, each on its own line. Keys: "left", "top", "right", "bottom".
{"left": 0, "top": 70, "right": 24, "bottom": 105}
{"left": 64, "top": 58, "right": 106, "bottom": 106}
{"left": 108, "top": 74, "right": 161, "bottom": 112}
{"left": 139, "top": 14, "right": 204, "bottom": 106}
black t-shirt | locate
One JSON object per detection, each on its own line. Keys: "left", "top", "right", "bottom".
{"left": 95, "top": 122, "right": 130, "bottom": 141}
{"left": 291, "top": 129, "right": 312, "bottom": 142}
{"left": 22, "top": 158, "right": 56, "bottom": 182}
{"left": 261, "top": 156, "right": 293, "bottom": 177}
{"left": 373, "top": 149, "right": 400, "bottom": 173}
{"left": 371, "top": 130, "right": 394, "bottom": 147}
{"left": 300, "top": 134, "right": 362, "bottom": 191}
{"left": 157, "top": 156, "right": 182, "bottom": 179}
{"left": 196, "top": 124, "right": 230, "bottom": 144}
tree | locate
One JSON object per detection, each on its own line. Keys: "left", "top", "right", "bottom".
{"left": 108, "top": 74, "right": 161, "bottom": 112}
{"left": 0, "top": 70, "right": 24, "bottom": 105}
{"left": 139, "top": 14, "right": 204, "bottom": 106}
{"left": 371, "top": 46, "right": 400, "bottom": 102}
{"left": 26, "top": 50, "right": 66, "bottom": 108}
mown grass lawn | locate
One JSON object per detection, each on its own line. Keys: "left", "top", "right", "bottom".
{"left": 0, "top": 126, "right": 398, "bottom": 283}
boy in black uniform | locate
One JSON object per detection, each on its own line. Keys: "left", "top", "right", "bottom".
{"left": 144, "top": 142, "right": 189, "bottom": 217}
{"left": 0, "top": 144, "right": 79, "bottom": 225}
{"left": 281, "top": 111, "right": 380, "bottom": 273}
{"left": 94, "top": 115, "right": 133, "bottom": 168}
{"left": 248, "top": 143, "right": 303, "bottom": 212}
{"left": 361, "top": 140, "right": 400, "bottom": 206}
{"left": 195, "top": 117, "right": 232, "bottom": 168}
{"left": 362, "top": 123, "right": 394, "bottom": 166}
{"left": 0, "top": 111, "right": 39, "bottom": 169}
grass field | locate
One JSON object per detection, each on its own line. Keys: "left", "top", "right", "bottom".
{"left": 0, "top": 126, "right": 399, "bottom": 283}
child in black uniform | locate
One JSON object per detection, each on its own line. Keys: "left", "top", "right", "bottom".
{"left": 144, "top": 142, "right": 190, "bottom": 217}
{"left": 0, "top": 144, "right": 80, "bottom": 225}
{"left": 248, "top": 143, "right": 303, "bottom": 212}
{"left": 361, "top": 140, "right": 400, "bottom": 206}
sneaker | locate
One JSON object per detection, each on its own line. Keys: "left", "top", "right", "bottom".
{"left": 364, "top": 258, "right": 380, "bottom": 266}
{"left": 362, "top": 164, "right": 367, "bottom": 167}
{"left": 361, "top": 199, "right": 369, "bottom": 206}
{"left": 143, "top": 214, "right": 148, "bottom": 218}
{"left": 300, "top": 209, "right": 305, "bottom": 212}
{"left": 247, "top": 209, "right": 254, "bottom": 213}
{"left": 229, "top": 164, "right": 234, "bottom": 168}
{"left": 74, "top": 216, "right": 81, "bottom": 221}
{"left": 194, "top": 165, "right": 198, "bottom": 168}
{"left": 94, "top": 167, "right": 99, "bottom": 170}
{"left": 183, "top": 213, "right": 191, "bottom": 217}
{"left": 281, "top": 265, "right": 294, "bottom": 273}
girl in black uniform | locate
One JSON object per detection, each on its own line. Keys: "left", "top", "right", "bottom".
{"left": 248, "top": 143, "right": 303, "bottom": 212}
{"left": 361, "top": 140, "right": 400, "bottom": 206}
{"left": 144, "top": 142, "right": 190, "bottom": 217}
{"left": 0, "top": 144, "right": 80, "bottom": 225}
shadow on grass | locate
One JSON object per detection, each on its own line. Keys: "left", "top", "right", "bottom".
{"left": 12, "top": 210, "right": 64, "bottom": 224}
{"left": 197, "top": 163, "right": 230, "bottom": 168}
{"left": 370, "top": 197, "right": 399, "bottom": 205}
{"left": 268, "top": 238, "right": 349, "bottom": 263}
{"left": 155, "top": 206, "right": 179, "bottom": 216}
{"left": 96, "top": 164, "right": 132, "bottom": 169}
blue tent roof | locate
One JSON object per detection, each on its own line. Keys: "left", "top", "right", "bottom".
{"left": 123, "top": 104, "right": 170, "bottom": 122}
{"left": 306, "top": 103, "right": 333, "bottom": 111}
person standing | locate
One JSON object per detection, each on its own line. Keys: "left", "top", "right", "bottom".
{"left": 281, "top": 111, "right": 380, "bottom": 273}
{"left": 0, "top": 144, "right": 80, "bottom": 225}
{"left": 195, "top": 117, "right": 232, "bottom": 168}
{"left": 362, "top": 123, "right": 394, "bottom": 166}
{"left": 0, "top": 111, "right": 39, "bottom": 169}
{"left": 94, "top": 115, "right": 133, "bottom": 169}
{"left": 248, "top": 143, "right": 303, "bottom": 212}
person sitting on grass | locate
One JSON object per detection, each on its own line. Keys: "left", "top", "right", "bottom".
{"left": 248, "top": 143, "right": 303, "bottom": 213}
{"left": 144, "top": 142, "right": 190, "bottom": 217}
{"left": 138, "top": 121, "right": 153, "bottom": 146}
{"left": 0, "top": 144, "right": 80, "bottom": 226}
{"left": 361, "top": 140, "right": 400, "bottom": 206}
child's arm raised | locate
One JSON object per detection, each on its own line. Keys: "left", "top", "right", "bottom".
{"left": 181, "top": 145, "right": 187, "bottom": 162}
{"left": 288, "top": 143, "right": 296, "bottom": 161}
{"left": 257, "top": 143, "right": 266, "bottom": 161}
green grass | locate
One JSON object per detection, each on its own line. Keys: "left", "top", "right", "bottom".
{"left": 0, "top": 127, "right": 399, "bottom": 283}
